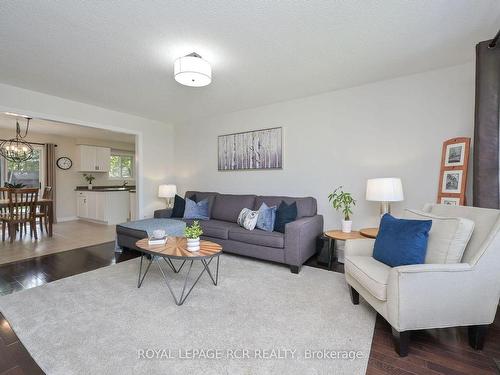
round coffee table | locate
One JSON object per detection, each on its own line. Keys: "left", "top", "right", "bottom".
{"left": 135, "top": 237, "right": 223, "bottom": 306}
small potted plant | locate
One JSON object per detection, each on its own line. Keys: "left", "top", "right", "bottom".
{"left": 328, "top": 186, "right": 356, "bottom": 233}
{"left": 83, "top": 173, "right": 95, "bottom": 190}
{"left": 184, "top": 221, "right": 203, "bottom": 252}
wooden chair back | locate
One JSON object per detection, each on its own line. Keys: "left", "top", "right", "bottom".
{"left": 42, "top": 186, "right": 52, "bottom": 200}
{"left": 0, "top": 188, "right": 10, "bottom": 216}
{"left": 7, "top": 188, "right": 38, "bottom": 223}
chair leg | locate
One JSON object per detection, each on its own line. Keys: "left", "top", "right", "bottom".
{"left": 392, "top": 328, "right": 410, "bottom": 357}
{"left": 349, "top": 286, "right": 360, "bottom": 305}
{"left": 44, "top": 216, "right": 49, "bottom": 233}
{"left": 39, "top": 217, "right": 44, "bottom": 233}
{"left": 290, "top": 265, "right": 301, "bottom": 274}
{"left": 468, "top": 325, "right": 488, "bottom": 350}
{"left": 9, "top": 223, "right": 14, "bottom": 243}
{"left": 31, "top": 220, "right": 38, "bottom": 240}
{"left": 1, "top": 222, "right": 5, "bottom": 242}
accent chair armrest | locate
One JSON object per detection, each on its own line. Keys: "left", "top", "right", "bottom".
{"left": 154, "top": 208, "right": 173, "bottom": 218}
{"left": 344, "top": 238, "right": 375, "bottom": 257}
{"left": 284, "top": 215, "right": 324, "bottom": 266}
{"left": 385, "top": 263, "right": 498, "bottom": 331}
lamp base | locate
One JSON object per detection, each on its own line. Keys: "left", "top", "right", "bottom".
{"left": 380, "top": 202, "right": 391, "bottom": 216}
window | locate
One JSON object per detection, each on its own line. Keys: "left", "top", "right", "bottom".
{"left": 109, "top": 153, "right": 134, "bottom": 179}
{"left": 1, "top": 145, "right": 45, "bottom": 189}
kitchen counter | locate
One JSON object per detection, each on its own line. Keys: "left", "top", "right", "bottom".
{"left": 75, "top": 185, "right": 136, "bottom": 192}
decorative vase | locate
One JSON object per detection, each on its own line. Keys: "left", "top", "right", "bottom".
{"left": 341, "top": 220, "right": 352, "bottom": 233}
{"left": 88, "top": 184, "right": 93, "bottom": 190}
{"left": 187, "top": 237, "right": 200, "bottom": 252}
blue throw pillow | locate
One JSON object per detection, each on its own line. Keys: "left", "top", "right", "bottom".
{"left": 256, "top": 203, "right": 277, "bottom": 232}
{"left": 183, "top": 198, "right": 209, "bottom": 220}
{"left": 373, "top": 214, "right": 432, "bottom": 267}
{"left": 274, "top": 201, "right": 298, "bottom": 233}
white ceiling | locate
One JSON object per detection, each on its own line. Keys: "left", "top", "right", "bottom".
{"left": 0, "top": 113, "right": 135, "bottom": 143}
{"left": 0, "top": 1, "right": 498, "bottom": 123}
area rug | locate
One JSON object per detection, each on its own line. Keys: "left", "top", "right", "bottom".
{"left": 0, "top": 254, "right": 376, "bottom": 374}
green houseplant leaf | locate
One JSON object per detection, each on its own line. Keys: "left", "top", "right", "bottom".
{"left": 185, "top": 221, "right": 203, "bottom": 239}
{"left": 328, "top": 186, "right": 356, "bottom": 220}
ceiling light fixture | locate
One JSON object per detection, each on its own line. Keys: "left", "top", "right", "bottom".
{"left": 174, "top": 52, "right": 212, "bottom": 87}
{"left": 0, "top": 117, "right": 34, "bottom": 163}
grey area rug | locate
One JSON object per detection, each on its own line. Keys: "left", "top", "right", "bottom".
{"left": 0, "top": 254, "right": 376, "bottom": 374}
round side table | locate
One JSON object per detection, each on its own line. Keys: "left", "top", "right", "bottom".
{"left": 360, "top": 227, "right": 379, "bottom": 239}
{"left": 323, "top": 230, "right": 364, "bottom": 269}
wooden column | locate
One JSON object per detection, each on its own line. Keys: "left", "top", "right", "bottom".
{"left": 473, "top": 40, "right": 500, "bottom": 208}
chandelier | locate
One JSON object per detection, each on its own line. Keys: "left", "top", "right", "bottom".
{"left": 0, "top": 117, "right": 34, "bottom": 163}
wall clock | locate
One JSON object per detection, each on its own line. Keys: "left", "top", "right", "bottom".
{"left": 56, "top": 156, "right": 73, "bottom": 170}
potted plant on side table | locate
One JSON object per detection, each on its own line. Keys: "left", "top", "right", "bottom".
{"left": 83, "top": 173, "right": 96, "bottom": 190}
{"left": 185, "top": 221, "right": 203, "bottom": 252}
{"left": 328, "top": 186, "right": 356, "bottom": 233}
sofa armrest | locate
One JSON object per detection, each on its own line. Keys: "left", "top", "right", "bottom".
{"left": 386, "top": 263, "right": 497, "bottom": 331}
{"left": 344, "top": 238, "right": 375, "bottom": 257}
{"left": 154, "top": 208, "right": 173, "bottom": 218}
{"left": 284, "top": 215, "right": 324, "bottom": 266}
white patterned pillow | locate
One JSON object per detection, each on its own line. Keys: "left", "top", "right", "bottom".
{"left": 237, "top": 208, "right": 259, "bottom": 231}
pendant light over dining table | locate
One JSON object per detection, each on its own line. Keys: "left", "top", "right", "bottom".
{"left": 0, "top": 116, "right": 34, "bottom": 163}
{"left": 174, "top": 52, "right": 212, "bottom": 87}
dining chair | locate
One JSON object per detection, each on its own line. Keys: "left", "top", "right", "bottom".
{"left": 36, "top": 186, "right": 52, "bottom": 234}
{"left": 0, "top": 188, "right": 11, "bottom": 241}
{"left": 2, "top": 188, "right": 39, "bottom": 242}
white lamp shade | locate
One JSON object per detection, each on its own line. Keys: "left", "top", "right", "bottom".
{"left": 158, "top": 184, "right": 177, "bottom": 198}
{"left": 366, "top": 178, "right": 404, "bottom": 202}
{"left": 174, "top": 55, "right": 212, "bottom": 87}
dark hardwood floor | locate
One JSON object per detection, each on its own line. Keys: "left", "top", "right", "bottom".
{"left": 0, "top": 243, "right": 498, "bottom": 375}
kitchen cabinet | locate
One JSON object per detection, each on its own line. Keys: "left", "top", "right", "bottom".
{"left": 76, "top": 190, "right": 129, "bottom": 224}
{"left": 77, "top": 145, "right": 111, "bottom": 172}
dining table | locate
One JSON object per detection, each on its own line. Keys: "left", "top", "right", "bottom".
{"left": 0, "top": 198, "right": 54, "bottom": 237}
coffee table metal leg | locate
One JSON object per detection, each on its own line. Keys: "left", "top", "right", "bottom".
{"left": 201, "top": 256, "right": 220, "bottom": 286}
{"left": 155, "top": 257, "right": 217, "bottom": 306}
{"left": 164, "top": 257, "right": 186, "bottom": 274}
{"left": 137, "top": 254, "right": 154, "bottom": 288}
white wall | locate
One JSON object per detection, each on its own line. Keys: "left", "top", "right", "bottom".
{"left": 174, "top": 63, "right": 475, "bottom": 229}
{"left": 0, "top": 83, "right": 175, "bottom": 219}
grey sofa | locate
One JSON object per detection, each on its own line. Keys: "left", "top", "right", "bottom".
{"left": 152, "top": 191, "right": 324, "bottom": 273}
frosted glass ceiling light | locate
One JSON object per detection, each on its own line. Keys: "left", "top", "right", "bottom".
{"left": 174, "top": 52, "right": 212, "bottom": 87}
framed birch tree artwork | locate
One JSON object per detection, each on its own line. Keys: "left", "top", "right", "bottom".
{"left": 218, "top": 127, "right": 283, "bottom": 171}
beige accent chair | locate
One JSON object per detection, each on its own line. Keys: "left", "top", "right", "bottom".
{"left": 344, "top": 204, "right": 500, "bottom": 356}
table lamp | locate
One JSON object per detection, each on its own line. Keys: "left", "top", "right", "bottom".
{"left": 366, "top": 178, "right": 404, "bottom": 216}
{"left": 158, "top": 184, "right": 177, "bottom": 208}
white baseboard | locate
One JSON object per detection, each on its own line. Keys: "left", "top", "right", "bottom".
{"left": 57, "top": 216, "right": 78, "bottom": 222}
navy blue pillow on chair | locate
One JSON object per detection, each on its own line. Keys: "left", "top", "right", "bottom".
{"left": 274, "top": 201, "right": 298, "bottom": 233}
{"left": 373, "top": 214, "right": 432, "bottom": 267}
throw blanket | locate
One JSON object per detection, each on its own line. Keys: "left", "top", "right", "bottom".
{"left": 115, "top": 218, "right": 186, "bottom": 251}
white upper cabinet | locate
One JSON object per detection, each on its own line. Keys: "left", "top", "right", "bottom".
{"left": 77, "top": 145, "right": 111, "bottom": 172}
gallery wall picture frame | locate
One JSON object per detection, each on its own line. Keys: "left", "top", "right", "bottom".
{"left": 437, "top": 137, "right": 471, "bottom": 205}
{"left": 218, "top": 127, "right": 283, "bottom": 171}
{"left": 440, "top": 197, "right": 461, "bottom": 206}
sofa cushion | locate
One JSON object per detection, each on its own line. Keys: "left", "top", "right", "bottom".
{"left": 185, "top": 219, "right": 240, "bottom": 240}
{"left": 171, "top": 194, "right": 196, "bottom": 218}
{"left": 211, "top": 194, "right": 256, "bottom": 222}
{"left": 274, "top": 201, "right": 298, "bottom": 233}
{"left": 183, "top": 198, "right": 210, "bottom": 220}
{"left": 403, "top": 209, "right": 475, "bottom": 264}
{"left": 345, "top": 256, "right": 391, "bottom": 301}
{"left": 228, "top": 227, "right": 284, "bottom": 249}
{"left": 237, "top": 208, "right": 259, "bottom": 230}
{"left": 373, "top": 214, "right": 432, "bottom": 267}
{"left": 184, "top": 191, "right": 218, "bottom": 217}
{"left": 256, "top": 202, "right": 277, "bottom": 232}
{"left": 255, "top": 196, "right": 316, "bottom": 218}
